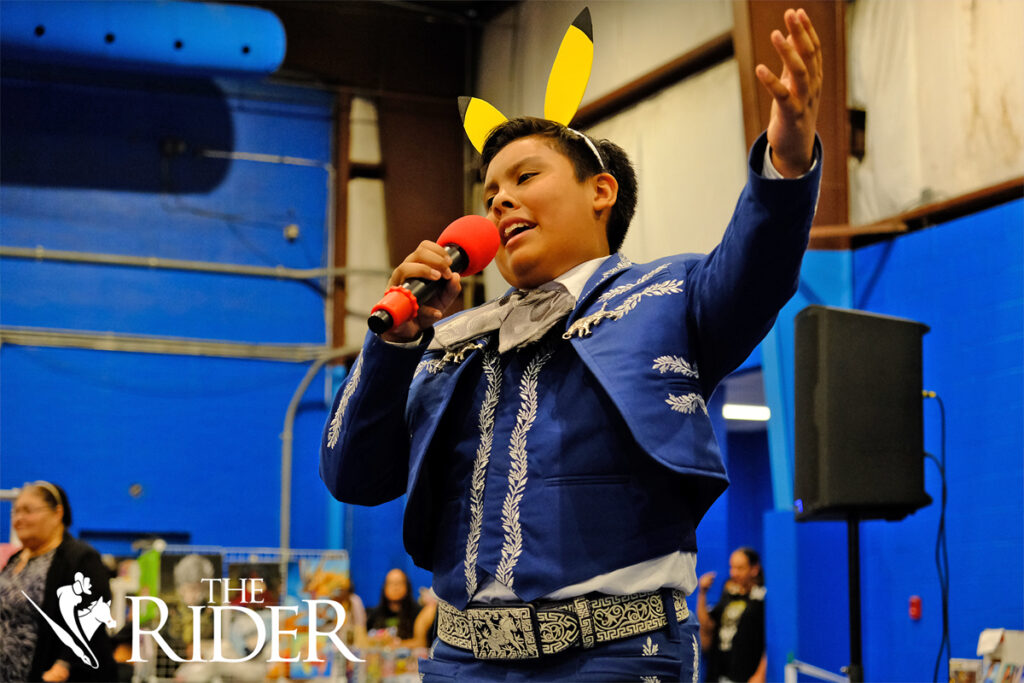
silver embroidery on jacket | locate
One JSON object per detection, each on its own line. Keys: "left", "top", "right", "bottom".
{"left": 652, "top": 355, "right": 699, "bottom": 378}
{"left": 443, "top": 338, "right": 487, "bottom": 365}
{"left": 665, "top": 393, "right": 707, "bottom": 415}
{"left": 326, "top": 354, "right": 364, "bottom": 449}
{"left": 600, "top": 253, "right": 632, "bottom": 279}
{"left": 463, "top": 349, "right": 502, "bottom": 599}
{"left": 597, "top": 264, "right": 670, "bottom": 303}
{"left": 579, "top": 253, "right": 632, "bottom": 303}
{"left": 414, "top": 339, "right": 487, "bottom": 379}
{"left": 564, "top": 279, "right": 684, "bottom": 340}
{"left": 495, "top": 345, "right": 555, "bottom": 588}
{"left": 654, "top": 355, "right": 704, "bottom": 415}
{"left": 414, "top": 357, "right": 447, "bottom": 379}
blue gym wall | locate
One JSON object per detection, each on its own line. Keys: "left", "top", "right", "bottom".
{"left": 853, "top": 200, "right": 1023, "bottom": 680}
{"left": 0, "top": 68, "right": 338, "bottom": 554}
{"left": 760, "top": 199, "right": 1024, "bottom": 681}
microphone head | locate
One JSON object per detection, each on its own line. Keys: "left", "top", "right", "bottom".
{"left": 437, "top": 215, "right": 500, "bottom": 276}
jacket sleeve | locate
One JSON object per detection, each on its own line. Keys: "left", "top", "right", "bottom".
{"left": 319, "top": 329, "right": 431, "bottom": 506}
{"left": 686, "top": 132, "right": 822, "bottom": 394}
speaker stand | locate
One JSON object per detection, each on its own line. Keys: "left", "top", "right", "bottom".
{"left": 846, "top": 515, "right": 864, "bottom": 683}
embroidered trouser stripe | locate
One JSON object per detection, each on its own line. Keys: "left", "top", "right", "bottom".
{"left": 463, "top": 349, "right": 502, "bottom": 599}
{"left": 494, "top": 346, "right": 554, "bottom": 588}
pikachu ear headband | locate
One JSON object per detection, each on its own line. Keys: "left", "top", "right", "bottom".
{"left": 458, "top": 8, "right": 603, "bottom": 168}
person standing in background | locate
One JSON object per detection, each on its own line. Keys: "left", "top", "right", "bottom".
{"left": 698, "top": 547, "right": 767, "bottom": 683}
{"left": 0, "top": 482, "right": 117, "bottom": 682}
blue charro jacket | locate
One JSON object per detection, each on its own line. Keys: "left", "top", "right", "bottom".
{"left": 320, "top": 133, "right": 821, "bottom": 605}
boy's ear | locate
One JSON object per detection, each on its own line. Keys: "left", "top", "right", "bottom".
{"left": 592, "top": 172, "right": 619, "bottom": 213}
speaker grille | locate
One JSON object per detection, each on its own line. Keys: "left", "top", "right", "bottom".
{"left": 794, "top": 306, "right": 932, "bottom": 521}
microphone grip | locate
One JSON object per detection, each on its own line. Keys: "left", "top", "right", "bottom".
{"left": 368, "top": 244, "right": 468, "bottom": 335}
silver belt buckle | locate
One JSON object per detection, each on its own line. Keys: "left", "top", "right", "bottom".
{"left": 466, "top": 604, "right": 540, "bottom": 660}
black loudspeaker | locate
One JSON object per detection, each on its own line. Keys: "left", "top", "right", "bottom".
{"left": 794, "top": 305, "right": 932, "bottom": 521}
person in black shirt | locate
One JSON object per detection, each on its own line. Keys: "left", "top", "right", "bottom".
{"left": 698, "top": 547, "right": 766, "bottom": 682}
{"left": 366, "top": 568, "right": 420, "bottom": 645}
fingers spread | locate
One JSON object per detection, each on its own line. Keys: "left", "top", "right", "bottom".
{"left": 756, "top": 64, "right": 790, "bottom": 100}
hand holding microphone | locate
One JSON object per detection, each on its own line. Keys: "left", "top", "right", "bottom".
{"left": 369, "top": 215, "right": 499, "bottom": 342}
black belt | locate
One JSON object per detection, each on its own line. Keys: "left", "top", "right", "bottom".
{"left": 436, "top": 589, "right": 689, "bottom": 660}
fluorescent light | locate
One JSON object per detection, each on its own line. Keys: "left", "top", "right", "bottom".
{"left": 722, "top": 403, "right": 771, "bottom": 421}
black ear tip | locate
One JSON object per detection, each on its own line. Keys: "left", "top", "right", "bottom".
{"left": 573, "top": 7, "right": 592, "bottom": 40}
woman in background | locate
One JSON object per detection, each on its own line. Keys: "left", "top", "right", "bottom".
{"left": 366, "top": 567, "right": 421, "bottom": 645}
{"left": 0, "top": 482, "right": 116, "bottom": 682}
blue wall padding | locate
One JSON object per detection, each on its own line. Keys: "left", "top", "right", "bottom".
{"left": 725, "top": 429, "right": 772, "bottom": 554}
{"left": 1, "top": 1, "right": 285, "bottom": 77}
{"left": 762, "top": 510, "right": 798, "bottom": 681}
{"left": 761, "top": 199, "right": 1023, "bottom": 681}
{"left": 0, "top": 72, "right": 336, "bottom": 554}
{"left": 852, "top": 199, "right": 1023, "bottom": 680}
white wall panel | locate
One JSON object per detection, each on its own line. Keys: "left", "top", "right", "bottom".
{"left": 848, "top": 0, "right": 1024, "bottom": 224}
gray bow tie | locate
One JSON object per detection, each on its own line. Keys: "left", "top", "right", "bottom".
{"left": 429, "top": 282, "right": 576, "bottom": 355}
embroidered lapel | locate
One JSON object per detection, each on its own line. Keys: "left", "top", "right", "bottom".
{"left": 575, "top": 252, "right": 632, "bottom": 307}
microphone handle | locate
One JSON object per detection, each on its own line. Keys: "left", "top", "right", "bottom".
{"left": 367, "top": 244, "right": 468, "bottom": 334}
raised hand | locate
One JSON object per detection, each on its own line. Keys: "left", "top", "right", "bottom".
{"left": 756, "top": 8, "right": 822, "bottom": 178}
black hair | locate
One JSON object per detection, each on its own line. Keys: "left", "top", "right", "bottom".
{"left": 369, "top": 568, "right": 418, "bottom": 639}
{"left": 30, "top": 482, "right": 72, "bottom": 527}
{"left": 737, "top": 546, "right": 764, "bottom": 586}
{"left": 480, "top": 117, "right": 638, "bottom": 252}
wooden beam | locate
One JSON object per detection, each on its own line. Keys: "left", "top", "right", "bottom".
{"left": 808, "top": 176, "right": 1024, "bottom": 250}
{"left": 897, "top": 176, "right": 1024, "bottom": 230}
{"left": 377, "top": 94, "right": 464, "bottom": 268}
{"left": 733, "top": 1, "right": 849, "bottom": 227}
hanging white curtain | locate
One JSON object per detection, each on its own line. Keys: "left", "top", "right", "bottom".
{"left": 847, "top": 0, "right": 1024, "bottom": 224}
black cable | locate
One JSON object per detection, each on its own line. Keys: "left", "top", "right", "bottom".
{"left": 924, "top": 391, "right": 949, "bottom": 683}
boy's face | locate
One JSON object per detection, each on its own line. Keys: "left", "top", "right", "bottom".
{"left": 483, "top": 135, "right": 614, "bottom": 289}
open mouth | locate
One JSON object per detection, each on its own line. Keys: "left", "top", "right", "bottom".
{"left": 502, "top": 221, "right": 536, "bottom": 242}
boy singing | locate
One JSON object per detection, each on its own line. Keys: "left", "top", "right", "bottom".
{"left": 322, "top": 8, "right": 822, "bottom": 681}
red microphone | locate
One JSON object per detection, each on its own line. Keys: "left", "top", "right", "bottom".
{"left": 368, "top": 215, "right": 499, "bottom": 335}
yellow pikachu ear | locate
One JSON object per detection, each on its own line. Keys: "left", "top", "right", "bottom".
{"left": 458, "top": 96, "right": 509, "bottom": 154}
{"left": 544, "top": 8, "right": 594, "bottom": 126}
